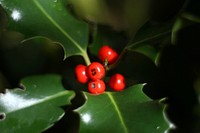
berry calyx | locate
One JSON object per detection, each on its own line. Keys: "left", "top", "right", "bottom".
{"left": 75, "top": 64, "right": 89, "bottom": 84}
{"left": 88, "top": 80, "right": 105, "bottom": 94}
{"left": 98, "top": 45, "right": 119, "bottom": 65}
{"left": 108, "top": 73, "right": 126, "bottom": 91}
{"left": 87, "top": 62, "right": 105, "bottom": 80}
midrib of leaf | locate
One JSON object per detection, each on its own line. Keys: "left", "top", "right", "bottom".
{"left": 4, "top": 90, "right": 71, "bottom": 115}
{"left": 126, "top": 30, "right": 171, "bottom": 49}
{"left": 31, "top": 0, "right": 85, "bottom": 54}
{"left": 107, "top": 92, "right": 128, "bottom": 133}
{"left": 182, "top": 12, "right": 200, "bottom": 23}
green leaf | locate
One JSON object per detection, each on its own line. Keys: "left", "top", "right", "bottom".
{"left": 182, "top": 12, "right": 200, "bottom": 23}
{"left": 0, "top": 74, "right": 75, "bottom": 133}
{"left": 0, "top": 0, "right": 89, "bottom": 62}
{"left": 76, "top": 84, "right": 170, "bottom": 133}
{"left": 126, "top": 22, "right": 172, "bottom": 50}
{"left": 0, "top": 36, "right": 64, "bottom": 83}
{"left": 130, "top": 45, "right": 158, "bottom": 62}
{"left": 171, "top": 16, "right": 199, "bottom": 45}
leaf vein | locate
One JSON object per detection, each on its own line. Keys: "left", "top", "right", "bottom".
{"left": 107, "top": 92, "right": 128, "bottom": 133}
{"left": 32, "top": 0, "right": 85, "bottom": 53}
{"left": 126, "top": 30, "right": 171, "bottom": 49}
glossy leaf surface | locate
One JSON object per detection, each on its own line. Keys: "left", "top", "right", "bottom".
{"left": 0, "top": 74, "right": 74, "bottom": 133}
{"left": 77, "top": 84, "right": 169, "bottom": 133}
{"left": 0, "top": 0, "right": 89, "bottom": 59}
{"left": 126, "top": 22, "right": 172, "bottom": 50}
{"left": 131, "top": 45, "right": 158, "bottom": 62}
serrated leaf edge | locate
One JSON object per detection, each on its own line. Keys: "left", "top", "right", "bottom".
{"left": 32, "top": 0, "right": 86, "bottom": 58}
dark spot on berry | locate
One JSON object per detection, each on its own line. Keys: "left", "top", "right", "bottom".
{"left": 91, "top": 69, "right": 96, "bottom": 76}
{"left": 0, "top": 113, "right": 6, "bottom": 121}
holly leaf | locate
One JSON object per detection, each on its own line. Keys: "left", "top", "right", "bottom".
{"left": 126, "top": 22, "right": 172, "bottom": 50}
{"left": 130, "top": 44, "right": 158, "bottom": 62}
{"left": 0, "top": 74, "right": 75, "bottom": 133}
{"left": 0, "top": 0, "right": 89, "bottom": 60}
{"left": 0, "top": 36, "right": 64, "bottom": 83}
{"left": 76, "top": 84, "right": 170, "bottom": 133}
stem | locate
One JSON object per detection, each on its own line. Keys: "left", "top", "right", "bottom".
{"left": 82, "top": 52, "right": 91, "bottom": 66}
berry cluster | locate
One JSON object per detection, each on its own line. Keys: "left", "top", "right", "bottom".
{"left": 75, "top": 45, "right": 126, "bottom": 94}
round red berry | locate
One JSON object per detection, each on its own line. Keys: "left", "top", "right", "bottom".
{"left": 87, "top": 62, "right": 105, "bottom": 80}
{"left": 88, "top": 80, "right": 105, "bottom": 94}
{"left": 109, "top": 73, "right": 126, "bottom": 91}
{"left": 75, "top": 64, "right": 89, "bottom": 84}
{"left": 98, "top": 45, "right": 119, "bottom": 65}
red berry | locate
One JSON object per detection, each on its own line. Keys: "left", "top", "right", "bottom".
{"left": 87, "top": 62, "right": 105, "bottom": 80}
{"left": 75, "top": 64, "right": 89, "bottom": 84}
{"left": 88, "top": 80, "right": 105, "bottom": 94}
{"left": 98, "top": 45, "right": 119, "bottom": 65}
{"left": 109, "top": 73, "right": 125, "bottom": 91}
